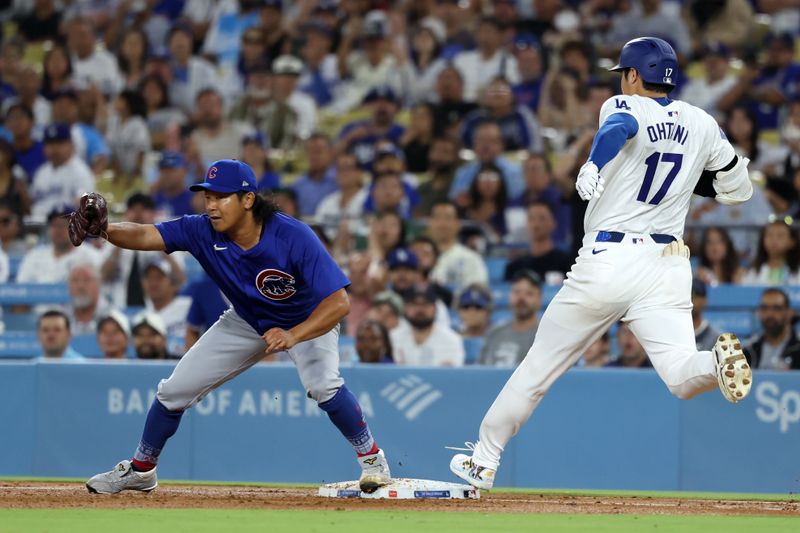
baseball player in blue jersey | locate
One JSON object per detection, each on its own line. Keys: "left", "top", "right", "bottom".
{"left": 449, "top": 37, "right": 754, "bottom": 490}
{"left": 70, "top": 159, "right": 391, "bottom": 494}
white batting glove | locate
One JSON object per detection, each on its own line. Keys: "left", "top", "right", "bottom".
{"left": 661, "top": 238, "right": 690, "bottom": 259}
{"left": 576, "top": 161, "right": 605, "bottom": 201}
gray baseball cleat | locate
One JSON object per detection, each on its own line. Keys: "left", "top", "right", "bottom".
{"left": 358, "top": 448, "right": 391, "bottom": 493}
{"left": 713, "top": 333, "right": 752, "bottom": 403}
{"left": 86, "top": 460, "right": 158, "bottom": 494}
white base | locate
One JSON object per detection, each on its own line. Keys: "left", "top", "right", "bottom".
{"left": 318, "top": 478, "right": 480, "bottom": 500}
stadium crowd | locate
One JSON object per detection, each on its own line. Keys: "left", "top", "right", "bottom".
{"left": 0, "top": 0, "right": 799, "bottom": 371}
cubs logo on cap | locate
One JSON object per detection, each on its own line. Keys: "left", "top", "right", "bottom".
{"left": 190, "top": 159, "right": 257, "bottom": 193}
{"left": 255, "top": 269, "right": 297, "bottom": 301}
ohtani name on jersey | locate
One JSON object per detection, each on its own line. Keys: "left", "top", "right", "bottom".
{"left": 646, "top": 122, "right": 688, "bottom": 146}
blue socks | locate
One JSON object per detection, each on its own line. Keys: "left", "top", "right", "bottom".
{"left": 131, "top": 399, "right": 183, "bottom": 471}
{"left": 318, "top": 385, "right": 378, "bottom": 456}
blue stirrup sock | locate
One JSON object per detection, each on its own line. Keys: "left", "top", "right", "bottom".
{"left": 131, "top": 399, "right": 183, "bottom": 471}
{"left": 318, "top": 385, "right": 378, "bottom": 457}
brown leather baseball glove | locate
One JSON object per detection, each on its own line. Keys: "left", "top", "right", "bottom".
{"left": 68, "top": 192, "right": 108, "bottom": 246}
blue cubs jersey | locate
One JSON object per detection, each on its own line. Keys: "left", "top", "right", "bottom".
{"left": 156, "top": 213, "right": 350, "bottom": 334}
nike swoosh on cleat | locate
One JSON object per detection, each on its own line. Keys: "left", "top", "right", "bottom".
{"left": 592, "top": 248, "right": 607, "bottom": 255}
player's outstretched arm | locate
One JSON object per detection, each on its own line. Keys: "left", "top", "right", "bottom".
{"left": 263, "top": 288, "right": 350, "bottom": 353}
{"left": 105, "top": 222, "right": 167, "bottom": 251}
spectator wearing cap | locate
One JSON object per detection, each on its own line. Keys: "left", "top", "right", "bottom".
{"left": 273, "top": 55, "right": 318, "bottom": 141}
{"left": 355, "top": 320, "right": 393, "bottom": 364}
{"left": 504, "top": 201, "right": 573, "bottom": 283}
{"left": 428, "top": 201, "right": 489, "bottom": 292}
{"left": 336, "top": 10, "right": 403, "bottom": 112}
{"left": 200, "top": 0, "right": 262, "bottom": 72}
{"left": 132, "top": 310, "right": 173, "bottom": 360}
{"left": 64, "top": 261, "right": 113, "bottom": 335}
{"left": 390, "top": 283, "right": 465, "bottom": 367}
{"left": 30, "top": 123, "right": 95, "bottom": 223}
{"left": 167, "top": 23, "right": 218, "bottom": 114}
{"left": 106, "top": 89, "right": 151, "bottom": 183}
{"left": 457, "top": 283, "right": 492, "bottom": 338}
{"left": 449, "top": 121, "right": 524, "bottom": 205}
{"left": 368, "top": 143, "right": 421, "bottom": 209}
{"left": 97, "top": 310, "right": 131, "bottom": 359}
{"left": 415, "top": 136, "right": 461, "bottom": 217}
{"left": 366, "top": 290, "right": 404, "bottom": 333}
{"left": 100, "top": 192, "right": 186, "bottom": 309}
{"left": 192, "top": 88, "right": 255, "bottom": 166}
{"left": 744, "top": 288, "right": 800, "bottom": 371}
{"left": 369, "top": 171, "right": 413, "bottom": 219}
{"left": 291, "top": 133, "right": 337, "bottom": 216}
{"left": 719, "top": 33, "right": 800, "bottom": 130}
{"left": 385, "top": 247, "right": 451, "bottom": 328}
{"left": 50, "top": 88, "right": 111, "bottom": 175}
{"left": 479, "top": 269, "right": 540, "bottom": 367}
{"left": 335, "top": 86, "right": 405, "bottom": 170}
{"left": 680, "top": 42, "right": 737, "bottom": 119}
{"left": 152, "top": 152, "right": 195, "bottom": 219}
{"left": 240, "top": 132, "right": 281, "bottom": 192}
{"left": 141, "top": 257, "right": 191, "bottom": 357}
{"left": 37, "top": 309, "right": 84, "bottom": 360}
{"left": 140, "top": 74, "right": 188, "bottom": 151}
{"left": 298, "top": 20, "right": 341, "bottom": 108}
{"left": 461, "top": 78, "right": 542, "bottom": 152}
{"left": 315, "top": 151, "right": 367, "bottom": 231}
{"left": 6, "top": 103, "right": 46, "bottom": 184}
{"left": 184, "top": 272, "right": 230, "bottom": 350}
{"left": 453, "top": 16, "right": 520, "bottom": 103}
{"left": 66, "top": 17, "right": 122, "bottom": 96}
{"left": 511, "top": 34, "right": 544, "bottom": 113}
{"left": 430, "top": 66, "right": 478, "bottom": 138}
{"left": 397, "top": 17, "right": 448, "bottom": 104}
{"left": 225, "top": 26, "right": 269, "bottom": 95}
{"left": 691, "top": 278, "right": 720, "bottom": 352}
{"left": 0, "top": 138, "right": 31, "bottom": 219}
{"left": 684, "top": 0, "right": 754, "bottom": 55}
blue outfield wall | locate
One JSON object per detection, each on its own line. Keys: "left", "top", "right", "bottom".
{"left": 1, "top": 362, "right": 798, "bottom": 493}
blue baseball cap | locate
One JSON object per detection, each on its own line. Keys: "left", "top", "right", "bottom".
{"left": 189, "top": 160, "right": 258, "bottom": 193}
{"left": 241, "top": 131, "right": 267, "bottom": 147}
{"left": 458, "top": 286, "right": 491, "bottom": 309}
{"left": 43, "top": 122, "right": 72, "bottom": 143}
{"left": 363, "top": 85, "right": 398, "bottom": 104}
{"left": 159, "top": 151, "right": 186, "bottom": 169}
{"left": 387, "top": 247, "right": 419, "bottom": 270}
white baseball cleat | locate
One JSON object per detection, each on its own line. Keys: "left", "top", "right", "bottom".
{"left": 358, "top": 448, "right": 391, "bottom": 493}
{"left": 86, "top": 460, "right": 158, "bottom": 494}
{"left": 449, "top": 454, "right": 495, "bottom": 490}
{"left": 713, "top": 333, "right": 752, "bottom": 403}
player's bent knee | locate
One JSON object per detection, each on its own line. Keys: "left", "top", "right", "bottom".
{"left": 157, "top": 379, "right": 199, "bottom": 411}
{"left": 307, "top": 378, "right": 344, "bottom": 404}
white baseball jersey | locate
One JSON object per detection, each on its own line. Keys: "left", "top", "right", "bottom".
{"left": 584, "top": 95, "right": 736, "bottom": 238}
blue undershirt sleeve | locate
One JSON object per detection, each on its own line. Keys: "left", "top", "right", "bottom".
{"left": 588, "top": 113, "right": 639, "bottom": 170}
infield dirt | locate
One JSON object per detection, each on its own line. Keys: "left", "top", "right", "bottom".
{"left": 1, "top": 481, "right": 798, "bottom": 516}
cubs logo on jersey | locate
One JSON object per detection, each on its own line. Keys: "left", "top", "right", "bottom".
{"left": 255, "top": 269, "right": 297, "bottom": 300}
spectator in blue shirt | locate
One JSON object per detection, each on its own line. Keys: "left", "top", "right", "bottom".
{"left": 461, "top": 77, "right": 542, "bottom": 152}
{"left": 291, "top": 133, "right": 337, "bottom": 216}
{"left": 335, "top": 86, "right": 405, "bottom": 169}
{"left": 50, "top": 87, "right": 110, "bottom": 174}
{"left": 153, "top": 151, "right": 195, "bottom": 219}
{"left": 37, "top": 309, "right": 84, "bottom": 360}
{"left": 298, "top": 20, "right": 340, "bottom": 108}
{"left": 511, "top": 34, "right": 544, "bottom": 113}
{"left": 450, "top": 121, "right": 524, "bottom": 205}
{"left": 517, "top": 152, "right": 570, "bottom": 248}
{"left": 240, "top": 132, "right": 281, "bottom": 192}
{"left": 5, "top": 103, "right": 45, "bottom": 183}
{"left": 184, "top": 273, "right": 229, "bottom": 350}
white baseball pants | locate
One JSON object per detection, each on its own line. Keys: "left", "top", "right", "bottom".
{"left": 472, "top": 232, "right": 718, "bottom": 470}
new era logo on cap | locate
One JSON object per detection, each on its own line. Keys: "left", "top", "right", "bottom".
{"left": 189, "top": 160, "right": 258, "bottom": 194}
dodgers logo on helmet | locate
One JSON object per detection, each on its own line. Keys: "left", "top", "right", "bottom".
{"left": 207, "top": 166, "right": 218, "bottom": 180}
{"left": 255, "top": 269, "right": 297, "bottom": 301}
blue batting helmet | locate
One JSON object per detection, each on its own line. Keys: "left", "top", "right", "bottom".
{"left": 609, "top": 37, "right": 678, "bottom": 87}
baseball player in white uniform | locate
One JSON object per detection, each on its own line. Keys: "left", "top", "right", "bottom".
{"left": 449, "top": 37, "right": 754, "bottom": 490}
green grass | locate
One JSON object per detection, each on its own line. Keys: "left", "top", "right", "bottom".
{"left": 0, "top": 509, "right": 797, "bottom": 533}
